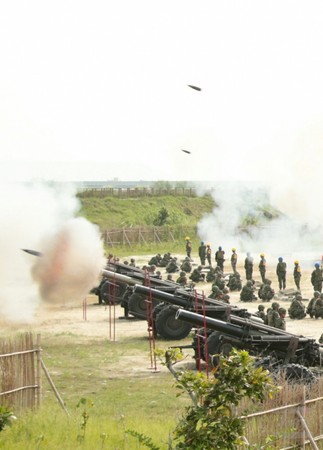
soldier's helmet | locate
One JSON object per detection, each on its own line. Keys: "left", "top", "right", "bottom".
{"left": 212, "top": 285, "right": 220, "bottom": 293}
{"left": 223, "top": 294, "right": 230, "bottom": 302}
{"left": 258, "top": 304, "right": 265, "bottom": 311}
{"left": 246, "top": 280, "right": 253, "bottom": 286}
{"left": 207, "top": 243, "right": 211, "bottom": 247}
{"left": 294, "top": 260, "right": 299, "bottom": 264}
{"left": 260, "top": 253, "right": 265, "bottom": 257}
{"left": 315, "top": 262, "right": 320, "bottom": 268}
{"left": 218, "top": 246, "right": 222, "bottom": 250}
{"left": 201, "top": 241, "right": 204, "bottom": 245}
{"left": 123, "top": 260, "right": 129, "bottom": 265}
{"left": 232, "top": 247, "right": 236, "bottom": 251}
{"left": 278, "top": 257, "right": 283, "bottom": 262}
{"left": 223, "top": 287, "right": 229, "bottom": 294}
{"left": 278, "top": 307, "right": 286, "bottom": 314}
{"left": 180, "top": 271, "right": 186, "bottom": 276}
{"left": 295, "top": 294, "right": 302, "bottom": 301}
{"left": 130, "top": 258, "right": 135, "bottom": 262}
{"left": 198, "top": 265, "right": 203, "bottom": 270}
{"left": 314, "top": 291, "right": 320, "bottom": 297}
{"left": 185, "top": 236, "right": 190, "bottom": 240}
{"left": 272, "top": 302, "right": 279, "bottom": 309}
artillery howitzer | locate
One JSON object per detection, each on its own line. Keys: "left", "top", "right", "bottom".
{"left": 130, "top": 284, "right": 262, "bottom": 340}
{"left": 91, "top": 256, "right": 184, "bottom": 306}
{"left": 175, "top": 309, "right": 323, "bottom": 381}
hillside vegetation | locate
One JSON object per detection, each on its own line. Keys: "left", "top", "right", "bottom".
{"left": 78, "top": 194, "right": 216, "bottom": 229}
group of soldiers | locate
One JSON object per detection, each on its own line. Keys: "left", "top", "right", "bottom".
{"left": 186, "top": 238, "right": 323, "bottom": 294}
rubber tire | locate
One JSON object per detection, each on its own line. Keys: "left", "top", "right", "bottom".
{"left": 206, "top": 331, "right": 232, "bottom": 367}
{"left": 275, "top": 364, "right": 317, "bottom": 384}
{"left": 155, "top": 305, "right": 192, "bottom": 340}
{"left": 128, "top": 293, "right": 161, "bottom": 320}
{"left": 128, "top": 293, "right": 149, "bottom": 319}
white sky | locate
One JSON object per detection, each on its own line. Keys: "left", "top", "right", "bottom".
{"left": 1, "top": 1, "right": 323, "bottom": 182}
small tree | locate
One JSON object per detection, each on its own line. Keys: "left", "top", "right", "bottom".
{"left": 164, "top": 348, "right": 278, "bottom": 450}
{"left": 153, "top": 207, "right": 169, "bottom": 226}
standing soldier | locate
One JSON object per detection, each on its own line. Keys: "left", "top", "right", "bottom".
{"left": 231, "top": 248, "right": 238, "bottom": 273}
{"left": 244, "top": 252, "right": 254, "bottom": 281}
{"left": 311, "top": 262, "right": 323, "bottom": 293}
{"left": 276, "top": 257, "right": 287, "bottom": 290}
{"left": 215, "top": 246, "right": 225, "bottom": 271}
{"left": 206, "top": 243, "right": 212, "bottom": 266}
{"left": 293, "top": 260, "right": 302, "bottom": 291}
{"left": 258, "top": 253, "right": 266, "bottom": 283}
{"left": 185, "top": 237, "right": 192, "bottom": 260}
{"left": 198, "top": 241, "right": 206, "bottom": 265}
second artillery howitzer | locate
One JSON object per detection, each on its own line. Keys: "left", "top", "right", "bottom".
{"left": 130, "top": 284, "right": 262, "bottom": 340}
{"left": 174, "top": 309, "right": 323, "bottom": 381}
{"left": 93, "top": 260, "right": 186, "bottom": 307}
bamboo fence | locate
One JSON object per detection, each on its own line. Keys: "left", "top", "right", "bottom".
{"left": 101, "top": 226, "right": 196, "bottom": 247}
{"left": 0, "top": 333, "right": 41, "bottom": 411}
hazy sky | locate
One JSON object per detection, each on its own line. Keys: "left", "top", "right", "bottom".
{"left": 1, "top": 1, "right": 323, "bottom": 182}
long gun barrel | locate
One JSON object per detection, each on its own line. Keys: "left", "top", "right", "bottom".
{"left": 133, "top": 284, "right": 260, "bottom": 321}
{"left": 175, "top": 309, "right": 301, "bottom": 338}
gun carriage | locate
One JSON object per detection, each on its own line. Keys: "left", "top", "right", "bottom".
{"left": 175, "top": 309, "right": 323, "bottom": 381}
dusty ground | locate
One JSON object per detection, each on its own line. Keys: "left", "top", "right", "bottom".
{"left": 1, "top": 253, "right": 323, "bottom": 353}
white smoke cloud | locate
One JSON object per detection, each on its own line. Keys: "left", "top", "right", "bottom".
{"left": 195, "top": 118, "right": 323, "bottom": 269}
{"left": 0, "top": 182, "right": 105, "bottom": 323}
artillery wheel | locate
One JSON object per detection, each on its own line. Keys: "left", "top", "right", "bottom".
{"left": 274, "top": 364, "right": 317, "bottom": 384}
{"left": 155, "top": 305, "right": 192, "bottom": 340}
{"left": 128, "top": 293, "right": 161, "bottom": 320}
{"left": 128, "top": 293, "right": 149, "bottom": 319}
{"left": 206, "top": 332, "right": 232, "bottom": 367}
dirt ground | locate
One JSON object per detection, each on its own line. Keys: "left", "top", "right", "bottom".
{"left": 1, "top": 253, "right": 323, "bottom": 350}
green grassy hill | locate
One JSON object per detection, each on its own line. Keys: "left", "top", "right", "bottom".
{"left": 78, "top": 194, "right": 216, "bottom": 229}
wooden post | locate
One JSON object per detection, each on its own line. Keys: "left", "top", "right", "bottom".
{"left": 36, "top": 334, "right": 42, "bottom": 409}
{"left": 41, "top": 359, "right": 70, "bottom": 416}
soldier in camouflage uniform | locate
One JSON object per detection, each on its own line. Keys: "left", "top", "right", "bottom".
{"left": 206, "top": 244, "right": 212, "bottom": 266}
{"left": 166, "top": 257, "right": 179, "bottom": 274}
{"left": 258, "top": 279, "right": 275, "bottom": 302}
{"left": 307, "top": 291, "right": 320, "bottom": 318}
{"left": 258, "top": 254, "right": 266, "bottom": 283}
{"left": 180, "top": 257, "right": 192, "bottom": 273}
{"left": 206, "top": 267, "right": 216, "bottom": 283}
{"left": 244, "top": 253, "right": 254, "bottom": 281}
{"left": 227, "top": 272, "right": 242, "bottom": 291}
{"left": 198, "top": 241, "right": 207, "bottom": 265}
{"left": 255, "top": 304, "right": 266, "bottom": 322}
{"left": 293, "top": 260, "right": 302, "bottom": 291}
{"left": 276, "top": 257, "right": 287, "bottom": 290}
{"left": 160, "top": 253, "right": 172, "bottom": 267}
{"left": 223, "top": 294, "right": 230, "bottom": 304}
{"left": 212, "top": 272, "right": 226, "bottom": 291}
{"left": 267, "top": 302, "right": 280, "bottom": 327}
{"left": 240, "top": 280, "right": 257, "bottom": 302}
{"left": 176, "top": 271, "right": 188, "bottom": 286}
{"left": 314, "top": 293, "right": 323, "bottom": 319}
{"left": 311, "top": 263, "right": 323, "bottom": 293}
{"left": 190, "top": 266, "right": 205, "bottom": 282}
{"left": 148, "top": 254, "right": 162, "bottom": 266}
{"left": 275, "top": 307, "right": 287, "bottom": 330}
{"left": 231, "top": 248, "right": 238, "bottom": 273}
{"left": 215, "top": 246, "right": 225, "bottom": 271}
{"left": 288, "top": 294, "right": 306, "bottom": 319}
{"left": 185, "top": 237, "right": 192, "bottom": 259}
{"left": 208, "top": 285, "right": 223, "bottom": 300}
